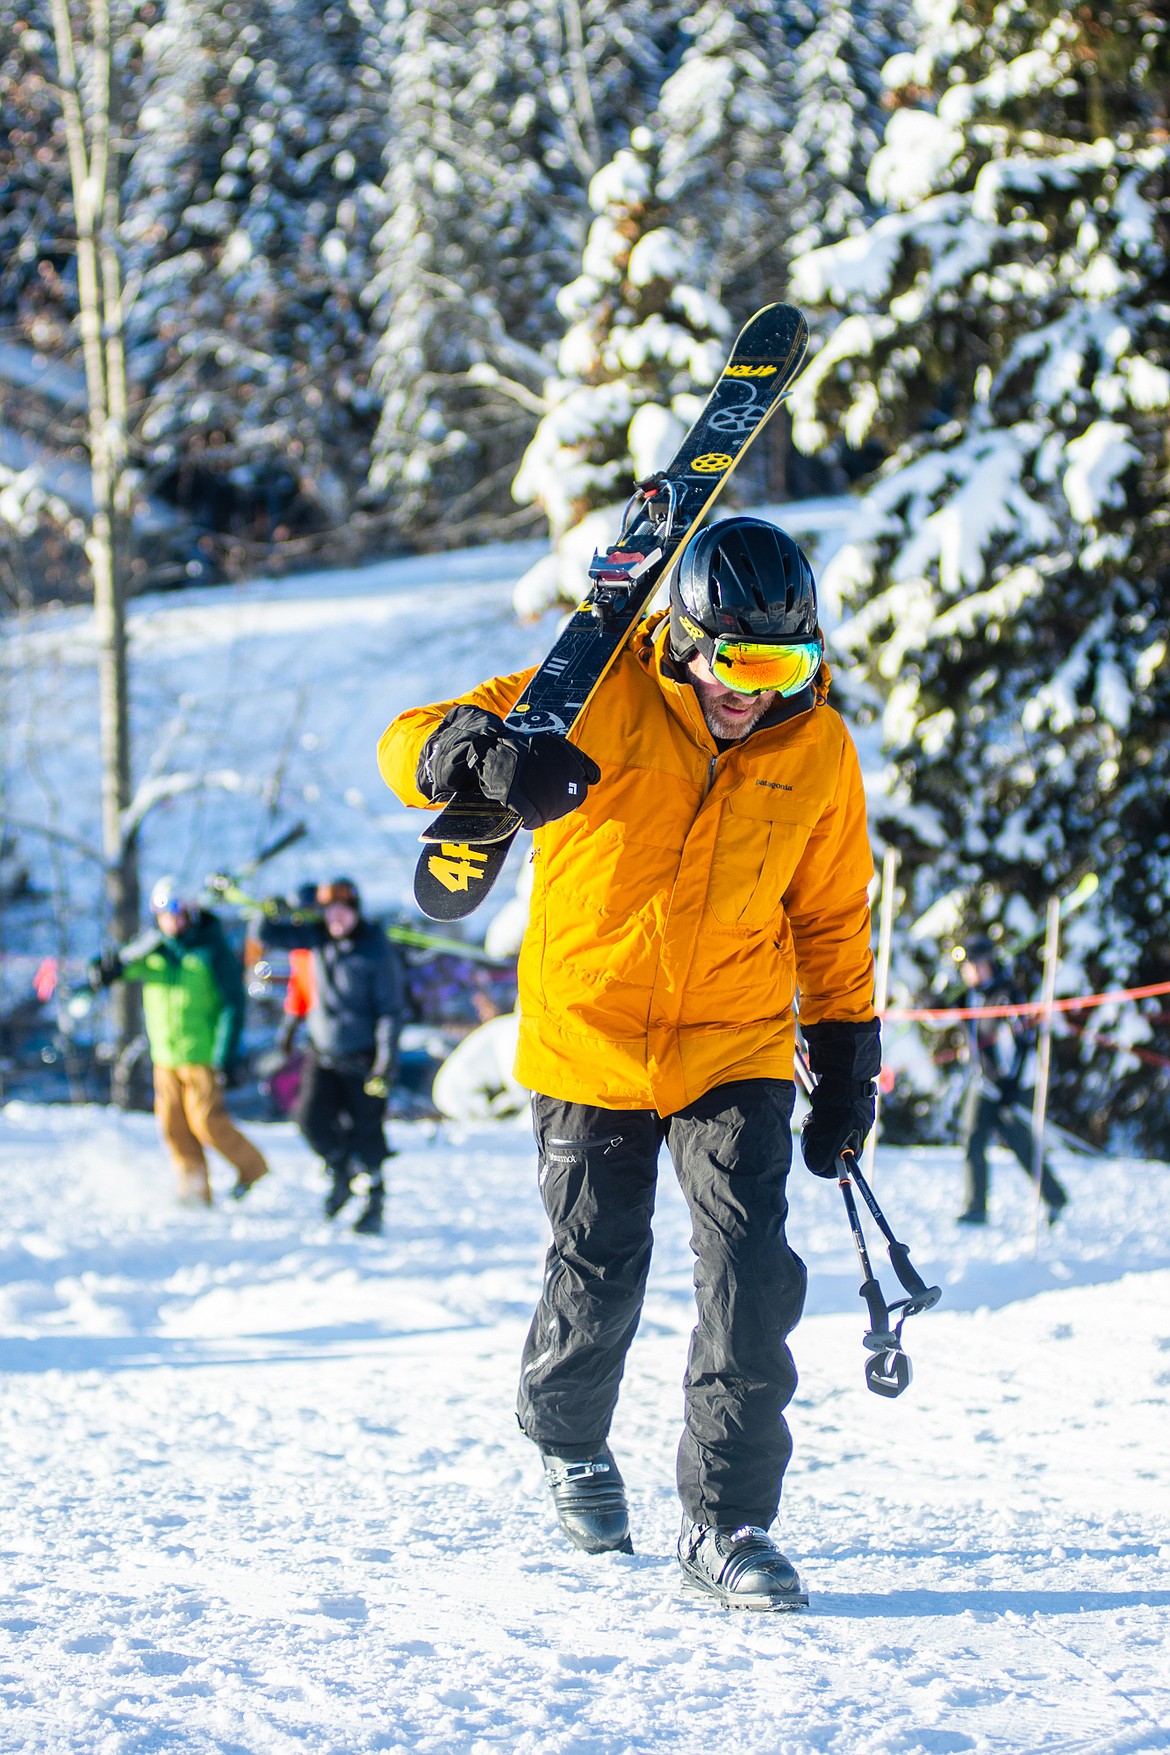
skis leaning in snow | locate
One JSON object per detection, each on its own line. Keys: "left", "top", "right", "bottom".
{"left": 413, "top": 300, "right": 809, "bottom": 922}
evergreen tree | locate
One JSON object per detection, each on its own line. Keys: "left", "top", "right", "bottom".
{"left": 365, "top": 0, "right": 570, "bottom": 543}
{"left": 511, "top": 129, "right": 731, "bottom": 613}
{"left": 789, "top": 0, "right": 1170, "bottom": 1148}
{"left": 123, "top": 0, "right": 387, "bottom": 561}
{"left": 652, "top": 0, "right": 910, "bottom": 499}
{"left": 0, "top": 0, "right": 70, "bottom": 356}
{"left": 654, "top": 0, "right": 790, "bottom": 314}
{"left": 364, "top": 0, "right": 695, "bottom": 546}
{"left": 779, "top": 0, "right": 911, "bottom": 256}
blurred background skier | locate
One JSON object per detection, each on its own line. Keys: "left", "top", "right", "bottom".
{"left": 258, "top": 878, "right": 405, "bottom": 1234}
{"left": 89, "top": 877, "right": 269, "bottom": 1206}
{"left": 956, "top": 935, "right": 1069, "bottom": 1227}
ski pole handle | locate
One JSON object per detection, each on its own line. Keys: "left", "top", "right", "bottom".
{"left": 859, "top": 1276, "right": 897, "bottom": 1351}
{"left": 888, "top": 1240, "right": 930, "bottom": 1298}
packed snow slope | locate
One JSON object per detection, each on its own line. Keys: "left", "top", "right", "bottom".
{"left": 1, "top": 1102, "right": 1168, "bottom": 1755}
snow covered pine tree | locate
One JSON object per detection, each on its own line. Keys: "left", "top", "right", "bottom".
{"left": 789, "top": 0, "right": 1170, "bottom": 1152}
{"left": 511, "top": 128, "right": 732, "bottom": 615}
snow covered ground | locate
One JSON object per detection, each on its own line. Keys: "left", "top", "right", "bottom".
{"left": 1, "top": 1101, "right": 1168, "bottom": 1754}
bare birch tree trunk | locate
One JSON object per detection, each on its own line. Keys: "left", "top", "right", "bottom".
{"left": 49, "top": 0, "right": 142, "bottom": 1095}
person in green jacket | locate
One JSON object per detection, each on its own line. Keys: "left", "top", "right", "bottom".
{"left": 91, "top": 876, "right": 269, "bottom": 1206}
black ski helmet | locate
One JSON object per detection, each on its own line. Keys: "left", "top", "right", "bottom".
{"left": 670, "top": 516, "right": 819, "bottom": 660}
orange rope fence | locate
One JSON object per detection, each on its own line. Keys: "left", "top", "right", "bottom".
{"left": 883, "top": 979, "right": 1170, "bottom": 1025}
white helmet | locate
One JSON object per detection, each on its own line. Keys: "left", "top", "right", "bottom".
{"left": 150, "top": 875, "right": 191, "bottom": 916}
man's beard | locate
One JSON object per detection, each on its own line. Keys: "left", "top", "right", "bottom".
{"left": 696, "top": 691, "right": 775, "bottom": 742}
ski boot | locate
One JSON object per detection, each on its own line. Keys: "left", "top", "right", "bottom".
{"left": 352, "top": 1172, "right": 384, "bottom": 1236}
{"left": 678, "top": 1520, "right": 808, "bottom": 1611}
{"left": 541, "top": 1446, "right": 632, "bottom": 1555}
{"left": 323, "top": 1158, "right": 353, "bottom": 1220}
{"left": 228, "top": 1172, "right": 266, "bottom": 1200}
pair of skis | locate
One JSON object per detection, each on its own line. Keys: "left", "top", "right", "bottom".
{"left": 413, "top": 301, "right": 810, "bottom": 922}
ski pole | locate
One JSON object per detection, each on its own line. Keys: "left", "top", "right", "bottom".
{"left": 796, "top": 1042, "right": 942, "bottom": 1397}
{"left": 837, "top": 1150, "right": 900, "bottom": 1354}
{"left": 831, "top": 1144, "right": 940, "bottom": 1404}
{"left": 848, "top": 1158, "right": 941, "bottom": 1317}
{"left": 243, "top": 819, "right": 308, "bottom": 875}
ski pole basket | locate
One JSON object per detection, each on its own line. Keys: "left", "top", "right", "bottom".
{"left": 836, "top": 1150, "right": 942, "bottom": 1399}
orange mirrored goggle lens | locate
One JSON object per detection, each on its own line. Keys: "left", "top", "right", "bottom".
{"left": 711, "top": 638, "right": 823, "bottom": 697}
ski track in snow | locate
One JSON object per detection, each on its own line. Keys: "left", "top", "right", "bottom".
{"left": 1, "top": 1102, "right": 1168, "bottom": 1753}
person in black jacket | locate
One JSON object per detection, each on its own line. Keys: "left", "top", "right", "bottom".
{"left": 259, "top": 878, "right": 405, "bottom": 1233}
{"left": 957, "top": 937, "right": 1069, "bottom": 1227}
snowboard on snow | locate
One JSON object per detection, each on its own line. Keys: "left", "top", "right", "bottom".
{"left": 413, "top": 301, "right": 809, "bottom": 922}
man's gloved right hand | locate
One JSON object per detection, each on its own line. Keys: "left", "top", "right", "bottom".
{"left": 87, "top": 950, "right": 123, "bottom": 991}
{"left": 417, "top": 705, "right": 601, "bottom": 830}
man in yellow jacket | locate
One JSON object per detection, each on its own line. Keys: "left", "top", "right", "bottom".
{"left": 379, "top": 517, "right": 879, "bottom": 1611}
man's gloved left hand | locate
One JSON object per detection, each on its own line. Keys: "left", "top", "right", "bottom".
{"left": 801, "top": 1088, "right": 873, "bottom": 1177}
{"left": 800, "top": 1018, "right": 881, "bottom": 1178}
{"left": 363, "top": 1074, "right": 390, "bottom": 1100}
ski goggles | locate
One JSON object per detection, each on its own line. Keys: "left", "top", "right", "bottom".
{"left": 709, "top": 637, "right": 823, "bottom": 697}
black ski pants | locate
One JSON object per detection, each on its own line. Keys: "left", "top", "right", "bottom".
{"left": 296, "top": 1048, "right": 388, "bottom": 1178}
{"left": 962, "top": 1087, "right": 1068, "bottom": 1216}
{"left": 518, "top": 1079, "right": 806, "bottom": 1530}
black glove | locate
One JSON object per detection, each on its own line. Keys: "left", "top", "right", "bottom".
{"left": 418, "top": 705, "right": 601, "bottom": 830}
{"left": 276, "top": 1016, "right": 300, "bottom": 1057}
{"left": 800, "top": 1018, "right": 881, "bottom": 1178}
{"left": 87, "top": 950, "right": 123, "bottom": 991}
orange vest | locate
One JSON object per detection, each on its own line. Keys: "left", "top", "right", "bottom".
{"left": 379, "top": 613, "right": 875, "bottom": 1113}
{"left": 285, "top": 947, "right": 317, "bottom": 1018}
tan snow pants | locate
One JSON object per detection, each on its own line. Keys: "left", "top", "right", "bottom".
{"left": 153, "top": 1064, "right": 269, "bottom": 1205}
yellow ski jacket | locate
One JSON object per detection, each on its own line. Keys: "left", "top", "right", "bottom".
{"left": 379, "top": 612, "right": 875, "bottom": 1114}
